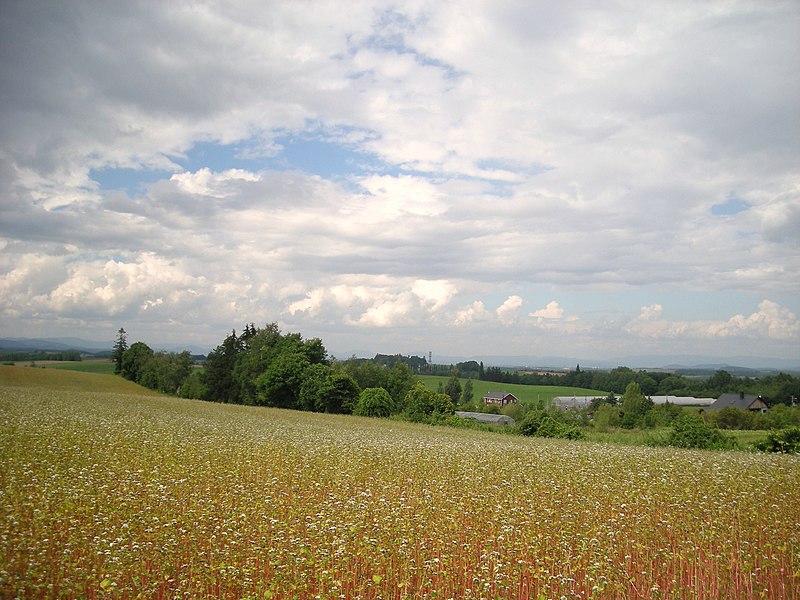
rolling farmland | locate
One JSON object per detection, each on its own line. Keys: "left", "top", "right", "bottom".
{"left": 1, "top": 370, "right": 798, "bottom": 599}
{"left": 417, "top": 374, "right": 608, "bottom": 405}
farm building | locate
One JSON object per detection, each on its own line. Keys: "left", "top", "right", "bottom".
{"left": 482, "top": 391, "right": 518, "bottom": 407}
{"left": 551, "top": 395, "right": 716, "bottom": 410}
{"left": 647, "top": 396, "right": 715, "bottom": 406}
{"left": 551, "top": 396, "right": 603, "bottom": 410}
{"left": 708, "top": 392, "right": 768, "bottom": 413}
{"left": 455, "top": 411, "right": 516, "bottom": 426}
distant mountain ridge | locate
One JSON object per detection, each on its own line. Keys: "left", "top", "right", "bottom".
{"left": 2, "top": 337, "right": 797, "bottom": 372}
{"left": 418, "top": 353, "right": 800, "bottom": 373}
{"left": 0, "top": 337, "right": 207, "bottom": 356}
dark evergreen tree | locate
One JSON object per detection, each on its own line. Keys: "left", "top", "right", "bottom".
{"left": 202, "top": 330, "right": 242, "bottom": 403}
{"left": 444, "top": 369, "right": 462, "bottom": 404}
{"left": 460, "top": 378, "right": 474, "bottom": 406}
{"left": 112, "top": 328, "right": 128, "bottom": 374}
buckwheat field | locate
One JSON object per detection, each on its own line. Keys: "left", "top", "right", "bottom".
{"left": 1, "top": 387, "right": 798, "bottom": 599}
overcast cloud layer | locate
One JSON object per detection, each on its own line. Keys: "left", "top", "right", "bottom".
{"left": 1, "top": 1, "right": 798, "bottom": 363}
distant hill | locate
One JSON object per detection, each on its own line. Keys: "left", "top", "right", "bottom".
{"left": 419, "top": 353, "right": 799, "bottom": 373}
{"left": 0, "top": 337, "right": 207, "bottom": 356}
{"left": 0, "top": 336, "right": 113, "bottom": 353}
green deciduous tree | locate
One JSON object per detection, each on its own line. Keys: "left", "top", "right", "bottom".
{"left": 299, "top": 363, "right": 334, "bottom": 412}
{"left": 151, "top": 351, "right": 193, "bottom": 394}
{"left": 619, "top": 382, "right": 654, "bottom": 429}
{"left": 121, "top": 341, "right": 154, "bottom": 383}
{"left": 317, "top": 372, "right": 360, "bottom": 414}
{"left": 255, "top": 350, "right": 310, "bottom": 409}
{"left": 386, "top": 362, "right": 415, "bottom": 412}
{"left": 403, "top": 382, "right": 455, "bottom": 421}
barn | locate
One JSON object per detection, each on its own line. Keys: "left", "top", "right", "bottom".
{"left": 482, "top": 391, "right": 518, "bottom": 407}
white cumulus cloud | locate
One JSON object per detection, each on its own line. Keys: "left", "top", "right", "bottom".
{"left": 530, "top": 300, "right": 564, "bottom": 320}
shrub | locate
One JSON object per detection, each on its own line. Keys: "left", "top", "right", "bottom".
{"left": 755, "top": 427, "right": 800, "bottom": 454}
{"left": 592, "top": 403, "right": 622, "bottom": 431}
{"left": 758, "top": 404, "right": 800, "bottom": 430}
{"left": 179, "top": 369, "right": 207, "bottom": 399}
{"left": 619, "top": 382, "right": 654, "bottom": 429}
{"left": 354, "top": 387, "right": 394, "bottom": 418}
{"left": 712, "top": 406, "right": 756, "bottom": 430}
{"left": 664, "top": 414, "right": 738, "bottom": 450}
{"left": 519, "top": 410, "right": 584, "bottom": 440}
{"left": 403, "top": 383, "right": 454, "bottom": 421}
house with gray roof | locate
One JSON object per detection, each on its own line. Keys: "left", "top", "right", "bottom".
{"left": 708, "top": 392, "right": 768, "bottom": 413}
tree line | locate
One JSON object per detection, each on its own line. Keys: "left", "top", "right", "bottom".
{"left": 479, "top": 364, "right": 800, "bottom": 407}
{"left": 110, "top": 326, "right": 800, "bottom": 452}
{"left": 1, "top": 349, "right": 83, "bottom": 362}
{"left": 113, "top": 325, "right": 460, "bottom": 422}
{"left": 112, "top": 329, "right": 193, "bottom": 395}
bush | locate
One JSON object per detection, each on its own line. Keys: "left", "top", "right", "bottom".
{"left": 758, "top": 404, "right": 800, "bottom": 430}
{"left": 712, "top": 406, "right": 756, "bottom": 430}
{"left": 592, "top": 403, "right": 622, "bottom": 431}
{"left": 519, "top": 410, "right": 584, "bottom": 440}
{"left": 178, "top": 369, "right": 207, "bottom": 399}
{"left": 354, "top": 387, "right": 394, "bottom": 418}
{"left": 403, "top": 383, "right": 455, "bottom": 422}
{"left": 663, "top": 414, "right": 738, "bottom": 450}
{"left": 755, "top": 427, "right": 800, "bottom": 454}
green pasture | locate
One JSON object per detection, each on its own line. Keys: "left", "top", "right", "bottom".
{"left": 0, "top": 364, "right": 161, "bottom": 395}
{"left": 417, "top": 374, "right": 608, "bottom": 406}
{"left": 46, "top": 359, "right": 117, "bottom": 374}
{"left": 3, "top": 359, "right": 116, "bottom": 374}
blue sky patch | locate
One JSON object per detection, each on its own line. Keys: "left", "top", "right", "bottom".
{"left": 90, "top": 134, "right": 394, "bottom": 194}
{"left": 712, "top": 195, "right": 750, "bottom": 216}
{"left": 89, "top": 166, "right": 173, "bottom": 195}
{"left": 271, "top": 136, "right": 386, "bottom": 179}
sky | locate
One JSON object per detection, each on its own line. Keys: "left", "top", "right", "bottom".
{"left": 1, "top": 1, "right": 799, "bottom": 364}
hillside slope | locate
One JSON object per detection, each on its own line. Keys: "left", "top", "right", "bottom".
{"left": 0, "top": 365, "right": 163, "bottom": 396}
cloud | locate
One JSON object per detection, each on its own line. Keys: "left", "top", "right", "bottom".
{"left": 625, "top": 300, "right": 800, "bottom": 341}
{"left": 530, "top": 300, "right": 564, "bottom": 320}
{"left": 0, "top": 1, "right": 798, "bottom": 359}
{"left": 284, "top": 277, "right": 457, "bottom": 329}
{"left": 454, "top": 301, "right": 490, "bottom": 326}
{"left": 411, "top": 279, "right": 458, "bottom": 311}
{"left": 170, "top": 168, "right": 261, "bottom": 198}
{"left": 707, "top": 300, "right": 800, "bottom": 341}
{"left": 496, "top": 295, "right": 523, "bottom": 324}
{"left": 755, "top": 188, "right": 800, "bottom": 245}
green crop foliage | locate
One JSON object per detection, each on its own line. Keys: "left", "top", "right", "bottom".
{"left": 1, "top": 383, "right": 798, "bottom": 599}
